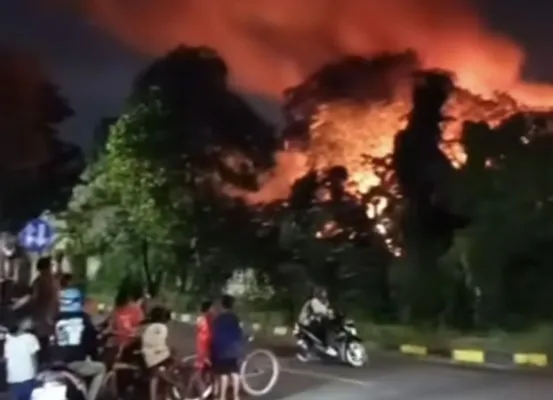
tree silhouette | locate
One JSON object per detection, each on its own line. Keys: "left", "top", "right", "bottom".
{"left": 0, "top": 47, "right": 83, "bottom": 231}
{"left": 392, "top": 71, "right": 469, "bottom": 321}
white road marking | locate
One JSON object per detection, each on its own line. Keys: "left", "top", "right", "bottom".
{"left": 280, "top": 366, "right": 372, "bottom": 387}
{"left": 179, "top": 350, "right": 370, "bottom": 387}
{"left": 179, "top": 353, "right": 274, "bottom": 378}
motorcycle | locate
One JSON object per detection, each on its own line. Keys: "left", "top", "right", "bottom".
{"left": 32, "top": 365, "right": 88, "bottom": 400}
{"left": 293, "top": 312, "right": 368, "bottom": 368}
{"left": 30, "top": 318, "right": 122, "bottom": 400}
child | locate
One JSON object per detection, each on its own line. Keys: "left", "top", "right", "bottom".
{"left": 195, "top": 300, "right": 213, "bottom": 370}
{"left": 112, "top": 284, "right": 145, "bottom": 350}
{"left": 4, "top": 317, "right": 40, "bottom": 400}
{"left": 141, "top": 306, "right": 172, "bottom": 367}
{"left": 189, "top": 300, "right": 214, "bottom": 398}
{"left": 141, "top": 306, "right": 172, "bottom": 400}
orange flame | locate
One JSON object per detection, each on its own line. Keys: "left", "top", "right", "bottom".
{"left": 68, "top": 0, "right": 553, "bottom": 105}
{"left": 61, "top": 0, "right": 553, "bottom": 205}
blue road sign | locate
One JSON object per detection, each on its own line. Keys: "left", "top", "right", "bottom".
{"left": 18, "top": 218, "right": 55, "bottom": 253}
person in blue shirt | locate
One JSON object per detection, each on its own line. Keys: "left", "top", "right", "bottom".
{"left": 58, "top": 274, "right": 83, "bottom": 314}
{"left": 210, "top": 294, "right": 243, "bottom": 400}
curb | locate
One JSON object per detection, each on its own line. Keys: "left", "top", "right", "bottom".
{"left": 96, "top": 303, "right": 550, "bottom": 369}
{"left": 395, "top": 344, "right": 548, "bottom": 368}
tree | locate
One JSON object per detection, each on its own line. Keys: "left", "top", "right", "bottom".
{"left": 442, "top": 113, "right": 553, "bottom": 328}
{"left": 67, "top": 46, "right": 282, "bottom": 297}
{"left": 0, "top": 47, "right": 83, "bottom": 231}
{"left": 278, "top": 53, "right": 424, "bottom": 321}
{"left": 391, "top": 71, "right": 472, "bottom": 324}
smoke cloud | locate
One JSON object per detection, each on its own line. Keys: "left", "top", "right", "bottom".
{"left": 60, "top": 0, "right": 553, "bottom": 106}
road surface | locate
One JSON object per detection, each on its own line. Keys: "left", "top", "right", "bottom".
{"left": 168, "top": 322, "right": 553, "bottom": 400}
{"left": 2, "top": 320, "right": 550, "bottom": 399}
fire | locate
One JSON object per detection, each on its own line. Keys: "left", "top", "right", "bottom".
{"left": 243, "top": 81, "right": 525, "bottom": 206}
{"left": 54, "top": 0, "right": 553, "bottom": 207}
{"left": 305, "top": 87, "right": 523, "bottom": 197}
{"left": 65, "top": 0, "right": 553, "bottom": 106}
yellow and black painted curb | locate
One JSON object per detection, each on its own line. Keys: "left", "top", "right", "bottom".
{"left": 96, "top": 303, "right": 549, "bottom": 369}
{"left": 397, "top": 344, "right": 548, "bottom": 368}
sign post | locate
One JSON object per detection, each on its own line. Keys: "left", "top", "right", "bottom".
{"left": 18, "top": 218, "right": 56, "bottom": 279}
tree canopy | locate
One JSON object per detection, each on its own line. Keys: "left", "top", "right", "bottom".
{"left": 58, "top": 46, "right": 553, "bottom": 330}
{"left": 0, "top": 47, "right": 83, "bottom": 231}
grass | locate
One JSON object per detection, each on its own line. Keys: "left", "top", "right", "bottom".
{"left": 88, "top": 289, "right": 553, "bottom": 353}
{"left": 88, "top": 288, "right": 195, "bottom": 312}
{"left": 238, "top": 311, "right": 553, "bottom": 353}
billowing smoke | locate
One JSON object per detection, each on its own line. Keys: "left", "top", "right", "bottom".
{"left": 60, "top": 0, "right": 553, "bottom": 106}
{"left": 49, "top": 0, "right": 553, "bottom": 206}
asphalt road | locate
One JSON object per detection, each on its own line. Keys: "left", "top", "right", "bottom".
{"left": 167, "top": 322, "right": 553, "bottom": 400}
{"left": 3, "top": 319, "right": 550, "bottom": 399}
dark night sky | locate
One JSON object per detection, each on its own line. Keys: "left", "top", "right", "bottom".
{"left": 1, "top": 1, "right": 552, "bottom": 151}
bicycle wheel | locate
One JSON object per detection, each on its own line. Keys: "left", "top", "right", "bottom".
{"left": 239, "top": 349, "right": 280, "bottom": 397}
{"left": 98, "top": 370, "right": 118, "bottom": 400}
{"left": 178, "top": 355, "right": 214, "bottom": 400}
{"left": 181, "top": 368, "right": 214, "bottom": 400}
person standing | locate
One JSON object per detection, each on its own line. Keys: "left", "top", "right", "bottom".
{"left": 4, "top": 317, "right": 40, "bottom": 400}
{"left": 189, "top": 300, "right": 214, "bottom": 397}
{"left": 30, "top": 257, "right": 58, "bottom": 364}
{"left": 195, "top": 300, "right": 214, "bottom": 370}
{"left": 210, "top": 295, "right": 243, "bottom": 400}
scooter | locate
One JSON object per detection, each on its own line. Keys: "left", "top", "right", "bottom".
{"left": 292, "top": 314, "right": 368, "bottom": 368}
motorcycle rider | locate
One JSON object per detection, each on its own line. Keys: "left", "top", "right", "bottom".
{"left": 51, "top": 274, "right": 106, "bottom": 400}
{"left": 297, "top": 286, "right": 335, "bottom": 355}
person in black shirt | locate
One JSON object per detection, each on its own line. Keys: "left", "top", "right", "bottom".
{"left": 51, "top": 276, "right": 105, "bottom": 400}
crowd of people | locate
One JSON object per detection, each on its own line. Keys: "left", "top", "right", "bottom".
{"left": 0, "top": 250, "right": 337, "bottom": 400}
{"left": 1, "top": 256, "right": 247, "bottom": 400}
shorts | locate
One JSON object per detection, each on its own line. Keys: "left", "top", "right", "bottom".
{"left": 211, "top": 358, "right": 239, "bottom": 375}
{"left": 9, "top": 379, "right": 37, "bottom": 400}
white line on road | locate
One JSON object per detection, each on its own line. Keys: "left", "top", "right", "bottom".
{"left": 280, "top": 367, "right": 372, "bottom": 387}
{"left": 180, "top": 351, "right": 370, "bottom": 386}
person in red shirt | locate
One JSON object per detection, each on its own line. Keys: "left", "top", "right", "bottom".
{"left": 187, "top": 300, "right": 214, "bottom": 399}
{"left": 111, "top": 287, "right": 145, "bottom": 351}
{"left": 195, "top": 299, "right": 214, "bottom": 370}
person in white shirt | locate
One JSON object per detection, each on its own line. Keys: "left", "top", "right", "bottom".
{"left": 4, "top": 317, "right": 40, "bottom": 400}
{"left": 297, "top": 287, "right": 334, "bottom": 353}
{"left": 298, "top": 288, "right": 331, "bottom": 324}
{"left": 141, "top": 306, "right": 173, "bottom": 400}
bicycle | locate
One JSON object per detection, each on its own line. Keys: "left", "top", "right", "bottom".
{"left": 100, "top": 356, "right": 146, "bottom": 400}
{"left": 175, "top": 345, "right": 280, "bottom": 400}
{"left": 98, "top": 334, "right": 149, "bottom": 400}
